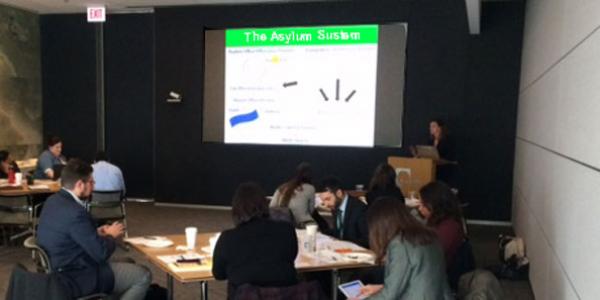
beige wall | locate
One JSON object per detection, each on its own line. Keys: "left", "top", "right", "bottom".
{"left": 0, "top": 4, "right": 42, "bottom": 159}
{"left": 514, "top": 0, "right": 600, "bottom": 299}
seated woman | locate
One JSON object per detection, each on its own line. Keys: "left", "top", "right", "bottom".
{"left": 417, "top": 181, "right": 465, "bottom": 269}
{"left": 365, "top": 163, "right": 404, "bottom": 207}
{"left": 0, "top": 150, "right": 20, "bottom": 178}
{"left": 34, "top": 136, "right": 66, "bottom": 179}
{"left": 270, "top": 162, "right": 316, "bottom": 227}
{"left": 357, "top": 197, "right": 451, "bottom": 300}
{"left": 212, "top": 182, "right": 298, "bottom": 299}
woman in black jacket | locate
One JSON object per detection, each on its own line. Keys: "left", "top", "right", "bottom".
{"left": 212, "top": 182, "right": 298, "bottom": 299}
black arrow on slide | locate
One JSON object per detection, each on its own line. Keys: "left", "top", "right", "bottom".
{"left": 319, "top": 89, "right": 329, "bottom": 101}
{"left": 283, "top": 81, "right": 298, "bottom": 88}
{"left": 319, "top": 79, "right": 357, "bottom": 102}
{"left": 336, "top": 79, "right": 340, "bottom": 100}
{"left": 345, "top": 90, "right": 356, "bottom": 102}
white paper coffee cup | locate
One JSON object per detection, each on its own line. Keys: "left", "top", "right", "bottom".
{"left": 306, "top": 224, "right": 318, "bottom": 236}
{"left": 14, "top": 173, "right": 22, "bottom": 185}
{"left": 185, "top": 227, "right": 197, "bottom": 250}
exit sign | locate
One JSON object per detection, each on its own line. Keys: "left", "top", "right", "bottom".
{"left": 87, "top": 6, "right": 106, "bottom": 23}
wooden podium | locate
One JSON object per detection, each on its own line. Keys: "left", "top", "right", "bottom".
{"left": 387, "top": 157, "right": 436, "bottom": 197}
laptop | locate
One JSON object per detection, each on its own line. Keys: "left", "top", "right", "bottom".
{"left": 415, "top": 145, "right": 440, "bottom": 160}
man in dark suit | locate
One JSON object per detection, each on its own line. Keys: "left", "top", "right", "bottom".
{"left": 318, "top": 176, "right": 369, "bottom": 248}
{"left": 37, "top": 158, "right": 151, "bottom": 299}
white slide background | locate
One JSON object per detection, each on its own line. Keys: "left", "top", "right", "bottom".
{"left": 224, "top": 43, "right": 378, "bottom": 147}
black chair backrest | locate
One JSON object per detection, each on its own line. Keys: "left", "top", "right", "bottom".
{"left": 269, "top": 207, "right": 296, "bottom": 226}
{"left": 0, "top": 195, "right": 31, "bottom": 213}
{"left": 234, "top": 281, "right": 327, "bottom": 300}
{"left": 91, "top": 190, "right": 123, "bottom": 205}
{"left": 5, "top": 263, "right": 71, "bottom": 300}
{"left": 448, "top": 238, "right": 476, "bottom": 290}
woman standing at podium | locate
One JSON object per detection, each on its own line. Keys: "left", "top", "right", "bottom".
{"left": 428, "top": 119, "right": 456, "bottom": 187}
{"left": 428, "top": 119, "right": 454, "bottom": 162}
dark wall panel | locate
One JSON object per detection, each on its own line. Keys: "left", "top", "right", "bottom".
{"left": 41, "top": 15, "right": 97, "bottom": 161}
{"left": 460, "top": 3, "right": 525, "bottom": 220}
{"left": 104, "top": 14, "right": 155, "bottom": 198}
{"left": 154, "top": 0, "right": 468, "bottom": 203}
{"left": 40, "top": 0, "right": 525, "bottom": 221}
{"left": 154, "top": 0, "right": 524, "bottom": 221}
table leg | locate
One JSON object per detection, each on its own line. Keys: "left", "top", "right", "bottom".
{"left": 167, "top": 274, "right": 174, "bottom": 300}
{"left": 331, "top": 269, "right": 339, "bottom": 300}
{"left": 200, "top": 281, "right": 208, "bottom": 300}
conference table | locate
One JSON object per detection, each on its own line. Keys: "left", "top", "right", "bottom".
{"left": 0, "top": 179, "right": 61, "bottom": 197}
{"left": 0, "top": 179, "right": 60, "bottom": 240}
{"left": 128, "top": 231, "right": 376, "bottom": 300}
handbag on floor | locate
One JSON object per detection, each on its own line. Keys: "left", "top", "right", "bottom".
{"left": 489, "top": 235, "right": 529, "bottom": 280}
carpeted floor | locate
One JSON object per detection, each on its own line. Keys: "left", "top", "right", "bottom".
{"left": 0, "top": 202, "right": 534, "bottom": 299}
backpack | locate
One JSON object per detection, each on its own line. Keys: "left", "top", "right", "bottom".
{"left": 489, "top": 235, "right": 529, "bottom": 280}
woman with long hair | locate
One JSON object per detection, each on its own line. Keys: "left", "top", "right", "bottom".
{"left": 213, "top": 182, "right": 298, "bottom": 299}
{"left": 429, "top": 119, "right": 453, "bottom": 159}
{"left": 270, "top": 162, "right": 316, "bottom": 227}
{"left": 0, "top": 150, "right": 20, "bottom": 178}
{"left": 365, "top": 163, "right": 404, "bottom": 207}
{"left": 429, "top": 119, "right": 457, "bottom": 186}
{"left": 418, "top": 181, "right": 465, "bottom": 269}
{"left": 357, "top": 197, "right": 450, "bottom": 299}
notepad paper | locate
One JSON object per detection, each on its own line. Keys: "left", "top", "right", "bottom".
{"left": 124, "top": 236, "right": 171, "bottom": 245}
{"left": 28, "top": 185, "right": 50, "bottom": 190}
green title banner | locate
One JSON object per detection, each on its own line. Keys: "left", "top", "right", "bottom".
{"left": 226, "top": 25, "right": 378, "bottom": 47}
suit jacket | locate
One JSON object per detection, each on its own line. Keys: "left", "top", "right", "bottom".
{"left": 328, "top": 196, "right": 369, "bottom": 248}
{"left": 37, "top": 189, "right": 116, "bottom": 298}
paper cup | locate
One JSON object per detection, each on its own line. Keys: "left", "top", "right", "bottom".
{"left": 14, "top": 173, "right": 22, "bottom": 185}
{"left": 185, "top": 227, "right": 197, "bottom": 250}
{"left": 306, "top": 224, "right": 318, "bottom": 236}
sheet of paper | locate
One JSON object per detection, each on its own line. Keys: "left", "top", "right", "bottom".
{"left": 28, "top": 185, "right": 49, "bottom": 190}
{"left": 124, "top": 236, "right": 170, "bottom": 245}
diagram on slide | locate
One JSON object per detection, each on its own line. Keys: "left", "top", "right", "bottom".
{"left": 224, "top": 25, "right": 378, "bottom": 147}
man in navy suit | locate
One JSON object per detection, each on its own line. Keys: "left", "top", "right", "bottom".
{"left": 318, "top": 176, "right": 369, "bottom": 248}
{"left": 37, "top": 158, "right": 151, "bottom": 299}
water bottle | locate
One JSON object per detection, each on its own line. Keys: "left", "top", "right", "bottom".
{"left": 7, "top": 166, "right": 15, "bottom": 184}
